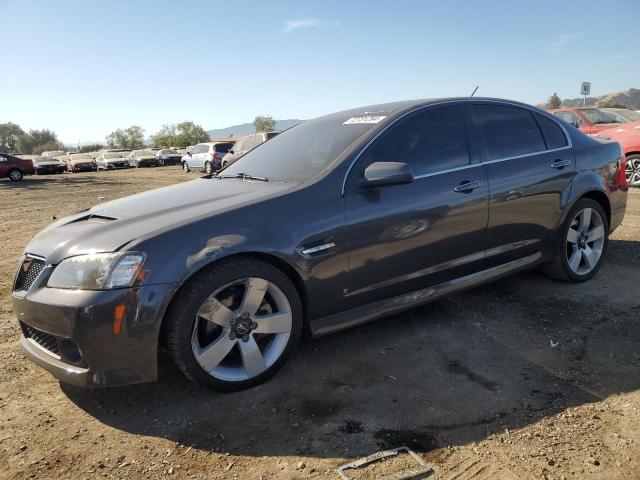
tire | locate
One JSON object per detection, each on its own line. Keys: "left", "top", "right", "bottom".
{"left": 182, "top": 162, "right": 190, "bottom": 173}
{"left": 626, "top": 154, "right": 640, "bottom": 187}
{"left": 165, "top": 257, "right": 303, "bottom": 391}
{"left": 8, "top": 169, "right": 23, "bottom": 181}
{"left": 204, "top": 161, "right": 213, "bottom": 175}
{"left": 541, "top": 198, "right": 609, "bottom": 282}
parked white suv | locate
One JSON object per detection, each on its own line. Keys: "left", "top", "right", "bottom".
{"left": 182, "top": 142, "right": 234, "bottom": 174}
{"left": 220, "top": 132, "right": 279, "bottom": 169}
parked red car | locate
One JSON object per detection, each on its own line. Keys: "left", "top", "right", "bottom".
{"left": 549, "top": 107, "right": 625, "bottom": 135}
{"left": 0, "top": 153, "right": 35, "bottom": 181}
{"left": 596, "top": 121, "right": 640, "bottom": 187}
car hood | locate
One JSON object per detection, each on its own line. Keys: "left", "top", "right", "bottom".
{"left": 36, "top": 161, "right": 62, "bottom": 167}
{"left": 24, "top": 178, "right": 295, "bottom": 263}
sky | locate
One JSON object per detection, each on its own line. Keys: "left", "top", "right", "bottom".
{"left": 2, "top": 0, "right": 638, "bottom": 144}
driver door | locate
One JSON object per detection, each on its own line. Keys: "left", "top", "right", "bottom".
{"left": 343, "top": 104, "right": 489, "bottom": 307}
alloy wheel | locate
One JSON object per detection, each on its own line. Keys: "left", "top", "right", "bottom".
{"left": 191, "top": 277, "right": 292, "bottom": 382}
{"left": 566, "top": 207, "right": 605, "bottom": 275}
{"left": 626, "top": 156, "right": 640, "bottom": 187}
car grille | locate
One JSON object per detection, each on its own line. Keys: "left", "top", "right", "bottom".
{"left": 21, "top": 323, "right": 61, "bottom": 357}
{"left": 14, "top": 256, "right": 46, "bottom": 291}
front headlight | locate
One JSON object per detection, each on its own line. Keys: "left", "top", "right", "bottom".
{"left": 47, "top": 252, "right": 146, "bottom": 290}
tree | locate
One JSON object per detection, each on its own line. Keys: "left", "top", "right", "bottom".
{"left": 547, "top": 92, "right": 562, "bottom": 109}
{"left": 254, "top": 115, "right": 276, "bottom": 132}
{"left": 16, "top": 129, "right": 62, "bottom": 154}
{"left": 79, "top": 144, "right": 104, "bottom": 153}
{"left": 105, "top": 126, "right": 145, "bottom": 149}
{"left": 0, "top": 122, "right": 25, "bottom": 153}
{"left": 152, "top": 121, "right": 209, "bottom": 147}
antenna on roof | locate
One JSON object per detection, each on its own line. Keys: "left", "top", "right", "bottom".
{"left": 470, "top": 86, "right": 479, "bottom": 97}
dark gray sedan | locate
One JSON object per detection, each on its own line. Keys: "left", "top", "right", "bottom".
{"left": 12, "top": 98, "right": 628, "bottom": 391}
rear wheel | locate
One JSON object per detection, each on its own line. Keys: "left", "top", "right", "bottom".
{"left": 165, "top": 257, "right": 303, "bottom": 391}
{"left": 8, "top": 169, "right": 23, "bottom": 181}
{"left": 182, "top": 162, "right": 190, "bottom": 173}
{"left": 204, "top": 161, "right": 213, "bottom": 175}
{"left": 541, "top": 198, "right": 609, "bottom": 282}
{"left": 626, "top": 154, "right": 640, "bottom": 187}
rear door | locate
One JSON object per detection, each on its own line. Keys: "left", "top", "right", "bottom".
{"left": 344, "top": 103, "right": 489, "bottom": 306}
{"left": 471, "top": 102, "right": 574, "bottom": 266}
{"left": 191, "top": 145, "right": 206, "bottom": 168}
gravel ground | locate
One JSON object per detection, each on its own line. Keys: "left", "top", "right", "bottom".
{"left": 0, "top": 167, "right": 638, "bottom": 479}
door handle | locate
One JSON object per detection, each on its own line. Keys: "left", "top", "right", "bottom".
{"left": 454, "top": 180, "right": 481, "bottom": 193}
{"left": 550, "top": 159, "right": 571, "bottom": 169}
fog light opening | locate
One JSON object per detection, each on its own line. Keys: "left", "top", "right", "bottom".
{"left": 59, "top": 339, "right": 82, "bottom": 364}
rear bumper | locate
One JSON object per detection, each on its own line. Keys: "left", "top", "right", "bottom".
{"left": 13, "top": 283, "right": 177, "bottom": 387}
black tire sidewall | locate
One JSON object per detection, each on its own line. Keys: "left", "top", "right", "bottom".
{"left": 166, "top": 258, "right": 303, "bottom": 391}
{"left": 204, "top": 162, "right": 212, "bottom": 174}
{"left": 182, "top": 162, "right": 189, "bottom": 173}
{"left": 9, "top": 169, "right": 23, "bottom": 181}
{"left": 558, "top": 199, "right": 609, "bottom": 282}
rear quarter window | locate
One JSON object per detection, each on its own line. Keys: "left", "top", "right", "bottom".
{"left": 474, "top": 104, "right": 546, "bottom": 160}
{"left": 534, "top": 113, "right": 568, "bottom": 150}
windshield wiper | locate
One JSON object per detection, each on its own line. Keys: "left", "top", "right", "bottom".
{"left": 215, "top": 172, "right": 269, "bottom": 182}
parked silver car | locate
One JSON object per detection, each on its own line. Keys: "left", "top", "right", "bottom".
{"left": 182, "top": 142, "right": 234, "bottom": 174}
{"left": 127, "top": 150, "right": 160, "bottom": 168}
{"left": 96, "top": 152, "right": 130, "bottom": 170}
{"left": 220, "top": 132, "right": 279, "bottom": 169}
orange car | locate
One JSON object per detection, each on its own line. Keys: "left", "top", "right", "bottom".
{"left": 596, "top": 121, "right": 640, "bottom": 187}
{"left": 549, "top": 107, "right": 625, "bottom": 135}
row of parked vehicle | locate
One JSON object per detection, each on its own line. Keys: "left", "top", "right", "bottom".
{"left": 548, "top": 107, "right": 640, "bottom": 186}
{"left": 1, "top": 130, "right": 281, "bottom": 181}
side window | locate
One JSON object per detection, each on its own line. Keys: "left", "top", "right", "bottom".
{"left": 193, "top": 145, "right": 205, "bottom": 154}
{"left": 0, "top": 155, "right": 6, "bottom": 162}
{"left": 474, "top": 104, "right": 546, "bottom": 160}
{"left": 534, "top": 113, "right": 568, "bottom": 150}
{"left": 365, "top": 104, "right": 470, "bottom": 177}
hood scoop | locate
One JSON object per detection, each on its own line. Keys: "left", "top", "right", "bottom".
{"left": 67, "top": 213, "right": 119, "bottom": 224}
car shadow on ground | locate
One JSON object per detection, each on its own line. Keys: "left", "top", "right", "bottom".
{"left": 62, "top": 243, "right": 640, "bottom": 460}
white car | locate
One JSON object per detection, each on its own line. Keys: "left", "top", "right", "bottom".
{"left": 182, "top": 142, "right": 234, "bottom": 174}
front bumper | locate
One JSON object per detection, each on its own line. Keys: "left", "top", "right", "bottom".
{"left": 70, "top": 163, "right": 97, "bottom": 172}
{"left": 13, "top": 282, "right": 177, "bottom": 387}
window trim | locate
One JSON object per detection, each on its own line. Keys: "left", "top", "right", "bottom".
{"left": 341, "top": 99, "right": 572, "bottom": 195}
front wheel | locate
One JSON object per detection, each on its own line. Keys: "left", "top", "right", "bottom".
{"left": 165, "top": 257, "right": 303, "bottom": 391}
{"left": 626, "top": 154, "right": 640, "bottom": 187}
{"left": 541, "top": 198, "right": 609, "bottom": 282}
{"left": 182, "top": 162, "right": 190, "bottom": 173}
{"left": 8, "top": 169, "right": 23, "bottom": 181}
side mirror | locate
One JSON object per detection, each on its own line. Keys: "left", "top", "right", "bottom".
{"left": 363, "top": 162, "right": 413, "bottom": 187}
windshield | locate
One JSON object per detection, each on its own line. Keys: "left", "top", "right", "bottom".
{"left": 104, "top": 153, "right": 122, "bottom": 159}
{"left": 34, "top": 157, "right": 58, "bottom": 164}
{"left": 133, "top": 150, "right": 154, "bottom": 156}
{"left": 607, "top": 109, "right": 640, "bottom": 122}
{"left": 161, "top": 149, "right": 177, "bottom": 155}
{"left": 222, "top": 114, "right": 380, "bottom": 181}
{"left": 70, "top": 153, "right": 91, "bottom": 160}
{"left": 579, "top": 108, "right": 624, "bottom": 125}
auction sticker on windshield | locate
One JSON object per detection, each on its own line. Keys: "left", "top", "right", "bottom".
{"left": 343, "top": 115, "right": 387, "bottom": 125}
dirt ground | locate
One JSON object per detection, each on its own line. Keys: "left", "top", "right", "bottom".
{"left": 0, "top": 167, "right": 639, "bottom": 480}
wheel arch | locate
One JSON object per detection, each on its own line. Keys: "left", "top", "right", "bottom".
{"left": 578, "top": 190, "right": 611, "bottom": 226}
{"left": 158, "top": 251, "right": 311, "bottom": 350}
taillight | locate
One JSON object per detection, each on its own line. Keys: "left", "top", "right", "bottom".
{"left": 618, "top": 146, "right": 628, "bottom": 188}
{"left": 211, "top": 152, "right": 222, "bottom": 160}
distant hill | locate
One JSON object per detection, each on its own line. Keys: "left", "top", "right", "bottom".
{"left": 539, "top": 88, "right": 640, "bottom": 109}
{"left": 207, "top": 119, "right": 304, "bottom": 139}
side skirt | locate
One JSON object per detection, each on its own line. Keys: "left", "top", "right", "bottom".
{"left": 310, "top": 252, "right": 543, "bottom": 336}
